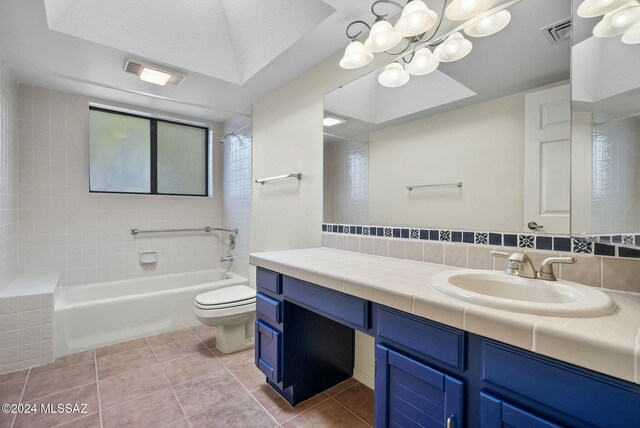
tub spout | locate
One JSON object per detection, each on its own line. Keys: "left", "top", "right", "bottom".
{"left": 220, "top": 255, "right": 234, "bottom": 262}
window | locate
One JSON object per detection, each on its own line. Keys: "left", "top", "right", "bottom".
{"left": 89, "top": 107, "right": 209, "bottom": 196}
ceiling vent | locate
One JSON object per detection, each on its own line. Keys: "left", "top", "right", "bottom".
{"left": 124, "top": 59, "right": 185, "bottom": 86}
{"left": 541, "top": 19, "right": 572, "bottom": 45}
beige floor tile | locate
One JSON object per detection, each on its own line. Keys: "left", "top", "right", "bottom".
{"left": 97, "top": 346, "right": 157, "bottom": 379}
{"left": 95, "top": 338, "right": 149, "bottom": 359}
{"left": 0, "top": 378, "right": 25, "bottom": 428}
{"left": 251, "top": 385, "right": 328, "bottom": 424}
{"left": 161, "top": 348, "right": 224, "bottom": 385}
{"left": 334, "top": 382, "right": 374, "bottom": 426}
{"left": 282, "top": 398, "right": 369, "bottom": 428}
{"left": 324, "top": 377, "right": 358, "bottom": 396}
{"left": 15, "top": 383, "right": 99, "bottom": 428}
{"left": 228, "top": 360, "right": 266, "bottom": 391}
{"left": 211, "top": 346, "right": 255, "bottom": 368}
{"left": 172, "top": 369, "right": 246, "bottom": 416}
{"left": 23, "top": 360, "right": 96, "bottom": 402}
{"left": 30, "top": 350, "right": 94, "bottom": 375}
{"left": 52, "top": 412, "right": 101, "bottom": 427}
{"left": 148, "top": 329, "right": 208, "bottom": 363}
{"left": 98, "top": 364, "right": 168, "bottom": 409}
{"left": 190, "top": 325, "right": 217, "bottom": 349}
{"left": 0, "top": 368, "right": 29, "bottom": 385}
{"left": 101, "top": 388, "right": 184, "bottom": 428}
{"left": 189, "top": 393, "right": 277, "bottom": 428}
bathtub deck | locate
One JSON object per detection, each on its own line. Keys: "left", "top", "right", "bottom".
{"left": 0, "top": 325, "right": 374, "bottom": 428}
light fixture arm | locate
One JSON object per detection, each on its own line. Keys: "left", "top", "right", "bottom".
{"left": 346, "top": 20, "right": 372, "bottom": 39}
{"left": 415, "top": 0, "right": 450, "bottom": 44}
{"left": 384, "top": 37, "right": 414, "bottom": 56}
{"left": 371, "top": 0, "right": 405, "bottom": 18}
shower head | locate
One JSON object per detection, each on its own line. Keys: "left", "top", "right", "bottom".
{"left": 220, "top": 132, "right": 236, "bottom": 143}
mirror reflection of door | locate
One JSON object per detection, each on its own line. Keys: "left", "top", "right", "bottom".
{"left": 524, "top": 84, "right": 571, "bottom": 234}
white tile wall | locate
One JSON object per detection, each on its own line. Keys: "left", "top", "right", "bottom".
{"left": 0, "top": 286, "right": 55, "bottom": 374}
{"left": 323, "top": 140, "right": 369, "bottom": 225}
{"left": 17, "top": 84, "right": 225, "bottom": 286}
{"left": 0, "top": 61, "right": 18, "bottom": 288}
{"left": 222, "top": 115, "right": 252, "bottom": 279}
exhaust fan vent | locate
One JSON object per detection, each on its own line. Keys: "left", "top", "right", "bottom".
{"left": 541, "top": 19, "right": 571, "bottom": 45}
{"left": 124, "top": 59, "right": 185, "bottom": 86}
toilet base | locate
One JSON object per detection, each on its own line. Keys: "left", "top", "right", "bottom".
{"left": 215, "top": 320, "right": 256, "bottom": 354}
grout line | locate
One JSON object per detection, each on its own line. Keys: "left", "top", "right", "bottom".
{"left": 331, "top": 396, "right": 373, "bottom": 428}
{"left": 146, "top": 337, "right": 193, "bottom": 428}
{"left": 20, "top": 379, "right": 98, "bottom": 405}
{"left": 9, "top": 367, "right": 30, "bottom": 428}
{"left": 93, "top": 349, "right": 104, "bottom": 428}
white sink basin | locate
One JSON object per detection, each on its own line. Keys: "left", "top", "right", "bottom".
{"left": 429, "top": 270, "right": 615, "bottom": 317}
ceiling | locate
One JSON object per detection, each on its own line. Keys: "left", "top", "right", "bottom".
{"left": 324, "top": 0, "right": 572, "bottom": 142}
{"left": 0, "top": 0, "right": 371, "bottom": 122}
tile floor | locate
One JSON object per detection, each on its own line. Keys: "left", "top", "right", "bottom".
{"left": 0, "top": 325, "right": 374, "bottom": 427}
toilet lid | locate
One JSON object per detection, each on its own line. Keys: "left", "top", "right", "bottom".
{"left": 195, "top": 285, "right": 256, "bottom": 307}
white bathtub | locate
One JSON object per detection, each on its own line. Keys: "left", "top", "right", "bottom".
{"left": 54, "top": 269, "right": 248, "bottom": 357}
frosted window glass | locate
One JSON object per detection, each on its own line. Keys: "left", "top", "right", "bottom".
{"left": 89, "top": 110, "right": 151, "bottom": 193}
{"left": 157, "top": 121, "right": 207, "bottom": 195}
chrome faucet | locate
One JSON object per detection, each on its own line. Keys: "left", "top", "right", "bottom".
{"left": 220, "top": 255, "right": 234, "bottom": 262}
{"left": 490, "top": 251, "right": 576, "bottom": 281}
{"left": 490, "top": 251, "right": 537, "bottom": 279}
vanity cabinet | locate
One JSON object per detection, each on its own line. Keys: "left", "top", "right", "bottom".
{"left": 375, "top": 344, "right": 464, "bottom": 428}
{"left": 254, "top": 267, "right": 640, "bottom": 426}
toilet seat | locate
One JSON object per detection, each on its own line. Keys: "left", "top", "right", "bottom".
{"left": 195, "top": 285, "right": 256, "bottom": 310}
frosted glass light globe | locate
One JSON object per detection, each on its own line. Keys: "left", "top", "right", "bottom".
{"left": 593, "top": 2, "right": 640, "bottom": 37}
{"left": 364, "top": 20, "right": 403, "bottom": 53}
{"left": 622, "top": 23, "right": 640, "bottom": 42}
{"left": 405, "top": 48, "right": 439, "bottom": 75}
{"left": 378, "top": 62, "right": 410, "bottom": 88}
{"left": 434, "top": 32, "right": 473, "bottom": 62}
{"left": 446, "top": 0, "right": 495, "bottom": 21}
{"left": 464, "top": 10, "right": 511, "bottom": 37}
{"left": 394, "top": 0, "right": 438, "bottom": 37}
{"left": 339, "top": 40, "right": 374, "bottom": 69}
{"left": 577, "top": 0, "right": 629, "bottom": 17}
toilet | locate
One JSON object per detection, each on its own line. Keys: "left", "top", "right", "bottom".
{"left": 194, "top": 285, "right": 256, "bottom": 354}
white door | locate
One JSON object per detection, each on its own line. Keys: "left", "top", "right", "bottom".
{"left": 524, "top": 84, "right": 571, "bottom": 234}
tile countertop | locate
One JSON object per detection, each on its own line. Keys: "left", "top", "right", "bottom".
{"left": 249, "top": 247, "right": 640, "bottom": 386}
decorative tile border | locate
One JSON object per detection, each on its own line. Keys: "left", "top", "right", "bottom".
{"left": 321, "top": 223, "right": 639, "bottom": 259}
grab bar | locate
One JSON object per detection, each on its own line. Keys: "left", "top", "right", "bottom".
{"left": 131, "top": 226, "right": 238, "bottom": 236}
{"left": 407, "top": 182, "right": 462, "bottom": 190}
{"left": 255, "top": 173, "right": 302, "bottom": 185}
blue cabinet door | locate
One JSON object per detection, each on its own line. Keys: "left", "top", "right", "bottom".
{"left": 480, "top": 393, "right": 561, "bottom": 428}
{"left": 375, "top": 344, "right": 463, "bottom": 428}
{"left": 255, "top": 320, "right": 282, "bottom": 383}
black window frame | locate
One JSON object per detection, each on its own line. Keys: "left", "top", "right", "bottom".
{"left": 89, "top": 106, "right": 210, "bottom": 197}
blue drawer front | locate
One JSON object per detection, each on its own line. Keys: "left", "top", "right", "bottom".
{"left": 257, "top": 268, "right": 281, "bottom": 296}
{"left": 376, "top": 306, "right": 465, "bottom": 370}
{"left": 282, "top": 276, "right": 369, "bottom": 330}
{"left": 481, "top": 393, "right": 561, "bottom": 428}
{"left": 255, "top": 320, "right": 282, "bottom": 383}
{"left": 375, "top": 344, "right": 463, "bottom": 428}
{"left": 482, "top": 340, "right": 640, "bottom": 427}
{"left": 256, "top": 292, "right": 282, "bottom": 326}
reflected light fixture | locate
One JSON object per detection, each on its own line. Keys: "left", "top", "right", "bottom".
{"left": 405, "top": 47, "right": 439, "bottom": 75}
{"left": 445, "top": 0, "right": 495, "bottom": 21}
{"left": 323, "top": 116, "right": 347, "bottom": 127}
{"left": 378, "top": 62, "right": 411, "bottom": 87}
{"left": 139, "top": 67, "right": 172, "bottom": 86}
{"left": 434, "top": 32, "right": 473, "bottom": 62}
{"left": 338, "top": 0, "right": 518, "bottom": 88}
{"left": 577, "top": 0, "right": 640, "bottom": 43}
{"left": 464, "top": 10, "right": 512, "bottom": 37}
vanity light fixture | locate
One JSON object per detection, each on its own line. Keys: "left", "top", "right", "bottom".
{"left": 464, "top": 9, "right": 512, "bottom": 37}
{"left": 338, "top": 0, "right": 516, "bottom": 87}
{"left": 445, "top": 0, "right": 495, "bottom": 21}
{"left": 578, "top": 0, "right": 640, "bottom": 43}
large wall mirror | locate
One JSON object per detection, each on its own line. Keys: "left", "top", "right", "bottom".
{"left": 572, "top": 1, "right": 640, "bottom": 249}
{"left": 323, "top": 0, "right": 571, "bottom": 237}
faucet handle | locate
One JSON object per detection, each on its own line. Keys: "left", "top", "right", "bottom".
{"left": 490, "top": 250, "right": 511, "bottom": 259}
{"left": 538, "top": 256, "right": 576, "bottom": 281}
